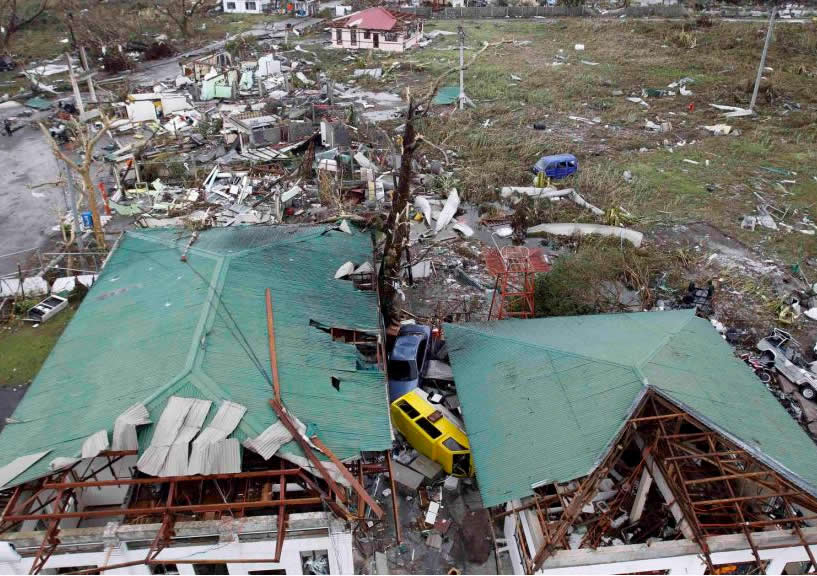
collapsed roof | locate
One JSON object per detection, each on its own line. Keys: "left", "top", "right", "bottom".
{"left": 0, "top": 226, "right": 392, "bottom": 489}
{"left": 444, "top": 310, "right": 817, "bottom": 508}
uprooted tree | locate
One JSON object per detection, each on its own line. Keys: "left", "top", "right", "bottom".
{"left": 378, "top": 38, "right": 511, "bottom": 324}
{"left": 0, "top": 0, "right": 49, "bottom": 48}
{"left": 155, "top": 0, "right": 215, "bottom": 39}
{"left": 39, "top": 116, "right": 113, "bottom": 250}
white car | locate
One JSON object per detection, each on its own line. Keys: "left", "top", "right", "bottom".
{"left": 757, "top": 328, "right": 817, "bottom": 401}
{"left": 26, "top": 295, "right": 68, "bottom": 324}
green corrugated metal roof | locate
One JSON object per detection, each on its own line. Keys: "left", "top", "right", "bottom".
{"left": 0, "top": 226, "right": 392, "bottom": 487}
{"left": 445, "top": 310, "right": 817, "bottom": 508}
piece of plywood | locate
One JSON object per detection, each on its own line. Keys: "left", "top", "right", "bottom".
{"left": 391, "top": 461, "right": 424, "bottom": 491}
{"left": 409, "top": 453, "right": 443, "bottom": 480}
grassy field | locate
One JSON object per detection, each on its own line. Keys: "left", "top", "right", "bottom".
{"left": 0, "top": 307, "right": 75, "bottom": 387}
{"left": 315, "top": 17, "right": 816, "bottom": 332}
{"left": 318, "top": 17, "right": 817, "bottom": 266}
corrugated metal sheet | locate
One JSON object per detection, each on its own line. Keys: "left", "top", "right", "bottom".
{"left": 445, "top": 323, "right": 643, "bottom": 508}
{"left": 81, "top": 430, "right": 109, "bottom": 459}
{"left": 0, "top": 452, "right": 50, "bottom": 489}
{"left": 445, "top": 310, "right": 817, "bottom": 508}
{"left": 189, "top": 401, "right": 246, "bottom": 474}
{"left": 48, "top": 456, "right": 79, "bottom": 471}
{"left": 244, "top": 421, "right": 293, "bottom": 460}
{"left": 158, "top": 398, "right": 211, "bottom": 477}
{"left": 138, "top": 397, "right": 212, "bottom": 476}
{"left": 0, "top": 226, "right": 391, "bottom": 487}
{"left": 112, "top": 404, "right": 151, "bottom": 451}
{"left": 193, "top": 438, "right": 241, "bottom": 475}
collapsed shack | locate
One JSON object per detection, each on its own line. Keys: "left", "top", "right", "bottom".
{"left": 445, "top": 311, "right": 817, "bottom": 575}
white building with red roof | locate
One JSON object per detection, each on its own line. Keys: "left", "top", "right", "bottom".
{"left": 329, "top": 7, "right": 424, "bottom": 52}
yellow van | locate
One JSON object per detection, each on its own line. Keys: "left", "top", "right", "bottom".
{"left": 390, "top": 389, "right": 473, "bottom": 477}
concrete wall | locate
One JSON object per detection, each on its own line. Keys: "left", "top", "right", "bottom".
{"left": 502, "top": 509, "right": 817, "bottom": 575}
{"left": 0, "top": 514, "right": 352, "bottom": 575}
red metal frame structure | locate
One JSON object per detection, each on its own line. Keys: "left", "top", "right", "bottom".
{"left": 497, "top": 389, "right": 817, "bottom": 575}
{"left": 0, "top": 449, "right": 399, "bottom": 575}
{"left": 484, "top": 246, "right": 550, "bottom": 320}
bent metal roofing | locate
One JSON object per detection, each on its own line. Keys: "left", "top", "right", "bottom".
{"left": 0, "top": 226, "right": 392, "bottom": 488}
{"left": 445, "top": 310, "right": 817, "bottom": 508}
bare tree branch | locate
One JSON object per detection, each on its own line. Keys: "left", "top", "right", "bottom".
{"left": 155, "top": 0, "right": 217, "bottom": 37}
{"left": 39, "top": 115, "right": 113, "bottom": 249}
{"left": 1, "top": 0, "right": 50, "bottom": 47}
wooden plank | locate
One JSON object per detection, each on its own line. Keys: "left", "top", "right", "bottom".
{"left": 311, "top": 435, "right": 384, "bottom": 519}
{"left": 269, "top": 400, "right": 348, "bottom": 506}
{"left": 265, "top": 287, "right": 281, "bottom": 402}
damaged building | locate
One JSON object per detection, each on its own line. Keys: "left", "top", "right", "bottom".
{"left": 0, "top": 226, "right": 398, "bottom": 574}
{"left": 445, "top": 310, "right": 817, "bottom": 575}
{"left": 330, "top": 7, "right": 424, "bottom": 53}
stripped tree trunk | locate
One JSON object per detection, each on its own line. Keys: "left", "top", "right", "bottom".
{"left": 379, "top": 98, "right": 418, "bottom": 324}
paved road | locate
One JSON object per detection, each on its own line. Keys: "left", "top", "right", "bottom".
{"left": 0, "top": 106, "right": 65, "bottom": 276}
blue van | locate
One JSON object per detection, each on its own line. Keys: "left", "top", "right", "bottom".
{"left": 387, "top": 324, "right": 432, "bottom": 402}
{"left": 533, "top": 154, "right": 578, "bottom": 180}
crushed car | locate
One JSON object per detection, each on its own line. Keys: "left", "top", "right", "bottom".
{"left": 757, "top": 328, "right": 817, "bottom": 400}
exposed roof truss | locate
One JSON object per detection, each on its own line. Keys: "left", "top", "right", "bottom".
{"left": 497, "top": 389, "right": 817, "bottom": 574}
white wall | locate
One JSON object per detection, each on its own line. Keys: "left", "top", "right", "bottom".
{"left": 502, "top": 510, "right": 817, "bottom": 575}
{"left": 331, "top": 28, "right": 423, "bottom": 52}
{"left": 536, "top": 545, "right": 813, "bottom": 575}
{"left": 223, "top": 0, "right": 269, "bottom": 13}
{"left": 0, "top": 531, "right": 353, "bottom": 575}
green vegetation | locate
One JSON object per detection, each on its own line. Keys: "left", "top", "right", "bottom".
{"left": 533, "top": 238, "right": 680, "bottom": 317}
{"left": 0, "top": 306, "right": 75, "bottom": 387}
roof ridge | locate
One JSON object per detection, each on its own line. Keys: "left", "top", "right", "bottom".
{"left": 229, "top": 227, "right": 331, "bottom": 258}
{"left": 126, "top": 229, "right": 223, "bottom": 259}
{"left": 446, "top": 321, "right": 646, "bottom": 372}
{"left": 634, "top": 310, "right": 698, "bottom": 372}
{"left": 140, "top": 254, "right": 228, "bottom": 409}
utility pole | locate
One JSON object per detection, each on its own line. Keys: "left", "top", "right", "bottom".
{"left": 66, "top": 53, "right": 85, "bottom": 116}
{"left": 750, "top": 5, "right": 777, "bottom": 111}
{"left": 458, "top": 25, "right": 465, "bottom": 110}
{"left": 79, "top": 45, "right": 89, "bottom": 71}
{"left": 86, "top": 74, "right": 97, "bottom": 105}
{"left": 457, "top": 25, "right": 472, "bottom": 110}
